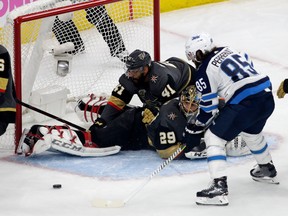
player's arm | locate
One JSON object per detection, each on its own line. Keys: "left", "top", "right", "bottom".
{"left": 183, "top": 73, "right": 218, "bottom": 139}
{"left": 99, "top": 75, "right": 135, "bottom": 123}
{"left": 155, "top": 74, "right": 177, "bottom": 104}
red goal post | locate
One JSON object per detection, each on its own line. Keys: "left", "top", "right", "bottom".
{"left": 1, "top": 0, "right": 160, "bottom": 153}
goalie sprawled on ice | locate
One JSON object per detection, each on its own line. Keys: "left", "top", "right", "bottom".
{"left": 18, "top": 88, "right": 250, "bottom": 159}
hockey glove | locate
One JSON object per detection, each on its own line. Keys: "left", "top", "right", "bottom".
{"left": 142, "top": 107, "right": 159, "bottom": 124}
{"left": 182, "top": 123, "right": 205, "bottom": 149}
{"left": 184, "top": 123, "right": 205, "bottom": 135}
{"left": 277, "top": 79, "right": 288, "bottom": 98}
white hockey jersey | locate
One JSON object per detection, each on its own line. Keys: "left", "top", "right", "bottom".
{"left": 195, "top": 46, "right": 272, "bottom": 126}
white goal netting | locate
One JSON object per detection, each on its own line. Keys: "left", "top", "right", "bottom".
{"left": 0, "top": 0, "right": 159, "bottom": 152}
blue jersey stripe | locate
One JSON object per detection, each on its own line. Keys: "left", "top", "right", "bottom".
{"left": 200, "top": 104, "right": 218, "bottom": 112}
{"left": 202, "top": 93, "right": 218, "bottom": 101}
{"left": 250, "top": 143, "right": 268, "bottom": 154}
{"left": 207, "top": 155, "right": 227, "bottom": 162}
{"left": 229, "top": 80, "right": 271, "bottom": 104}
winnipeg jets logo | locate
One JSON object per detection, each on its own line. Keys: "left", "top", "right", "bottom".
{"left": 192, "top": 35, "right": 200, "bottom": 40}
{"left": 151, "top": 75, "right": 158, "bottom": 83}
{"left": 168, "top": 112, "right": 177, "bottom": 120}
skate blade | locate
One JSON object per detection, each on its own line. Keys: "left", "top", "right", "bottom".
{"left": 252, "top": 176, "right": 280, "bottom": 184}
{"left": 196, "top": 195, "right": 229, "bottom": 206}
{"left": 92, "top": 198, "right": 125, "bottom": 208}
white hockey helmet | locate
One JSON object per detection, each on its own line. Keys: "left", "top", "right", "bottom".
{"left": 185, "top": 33, "right": 215, "bottom": 63}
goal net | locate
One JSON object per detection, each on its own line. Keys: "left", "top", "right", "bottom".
{"left": 0, "top": 0, "right": 160, "bottom": 153}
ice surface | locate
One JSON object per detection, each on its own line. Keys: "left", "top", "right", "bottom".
{"left": 1, "top": 0, "right": 288, "bottom": 215}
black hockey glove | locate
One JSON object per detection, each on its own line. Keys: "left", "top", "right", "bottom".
{"left": 182, "top": 124, "right": 205, "bottom": 151}
{"left": 184, "top": 123, "right": 205, "bottom": 135}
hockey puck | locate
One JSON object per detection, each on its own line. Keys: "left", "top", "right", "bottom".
{"left": 53, "top": 184, "right": 62, "bottom": 189}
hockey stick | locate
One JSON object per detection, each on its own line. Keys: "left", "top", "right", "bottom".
{"left": 92, "top": 144, "right": 186, "bottom": 208}
{"left": 16, "top": 99, "right": 86, "bottom": 131}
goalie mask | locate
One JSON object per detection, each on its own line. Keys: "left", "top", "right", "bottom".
{"left": 179, "top": 85, "right": 200, "bottom": 118}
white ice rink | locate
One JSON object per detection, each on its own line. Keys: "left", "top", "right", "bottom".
{"left": 1, "top": 0, "right": 288, "bottom": 215}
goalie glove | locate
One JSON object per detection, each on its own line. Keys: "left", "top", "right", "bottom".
{"left": 277, "top": 79, "right": 288, "bottom": 98}
{"left": 142, "top": 106, "right": 159, "bottom": 124}
{"left": 184, "top": 123, "right": 205, "bottom": 135}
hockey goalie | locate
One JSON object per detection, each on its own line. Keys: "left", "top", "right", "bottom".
{"left": 17, "top": 88, "right": 251, "bottom": 159}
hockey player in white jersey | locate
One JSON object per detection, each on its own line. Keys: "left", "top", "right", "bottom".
{"left": 184, "top": 33, "right": 278, "bottom": 206}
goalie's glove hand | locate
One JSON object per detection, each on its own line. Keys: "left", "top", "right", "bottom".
{"left": 277, "top": 79, "right": 288, "bottom": 99}
{"left": 182, "top": 124, "right": 204, "bottom": 148}
{"left": 142, "top": 106, "right": 159, "bottom": 124}
{"left": 182, "top": 123, "right": 205, "bottom": 147}
{"left": 184, "top": 123, "right": 205, "bottom": 135}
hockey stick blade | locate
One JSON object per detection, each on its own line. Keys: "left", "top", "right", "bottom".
{"left": 92, "top": 198, "right": 125, "bottom": 208}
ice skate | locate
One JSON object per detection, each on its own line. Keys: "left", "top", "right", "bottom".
{"left": 196, "top": 176, "right": 229, "bottom": 206}
{"left": 250, "top": 161, "right": 279, "bottom": 184}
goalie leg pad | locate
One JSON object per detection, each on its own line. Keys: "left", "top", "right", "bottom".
{"left": 50, "top": 135, "right": 121, "bottom": 157}
{"left": 47, "top": 126, "right": 121, "bottom": 157}
{"left": 185, "top": 139, "right": 207, "bottom": 160}
{"left": 28, "top": 136, "right": 51, "bottom": 156}
{"left": 225, "top": 135, "right": 251, "bottom": 157}
{"left": 18, "top": 125, "right": 51, "bottom": 156}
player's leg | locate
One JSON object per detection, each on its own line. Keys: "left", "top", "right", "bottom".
{"left": 0, "top": 121, "right": 9, "bottom": 136}
{"left": 52, "top": 16, "right": 85, "bottom": 55}
{"left": 85, "top": 6, "right": 128, "bottom": 62}
{"left": 195, "top": 104, "right": 245, "bottom": 206}
{"left": 241, "top": 92, "right": 278, "bottom": 184}
{"left": 195, "top": 129, "right": 229, "bottom": 206}
{"left": 241, "top": 132, "right": 278, "bottom": 184}
{"left": 89, "top": 107, "right": 148, "bottom": 149}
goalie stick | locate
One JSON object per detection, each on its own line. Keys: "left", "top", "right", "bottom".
{"left": 16, "top": 99, "right": 86, "bottom": 131}
{"left": 92, "top": 145, "right": 186, "bottom": 208}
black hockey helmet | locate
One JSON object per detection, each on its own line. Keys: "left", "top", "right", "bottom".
{"left": 125, "top": 49, "right": 152, "bottom": 71}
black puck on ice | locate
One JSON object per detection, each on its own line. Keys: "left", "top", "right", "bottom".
{"left": 53, "top": 184, "right": 62, "bottom": 189}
